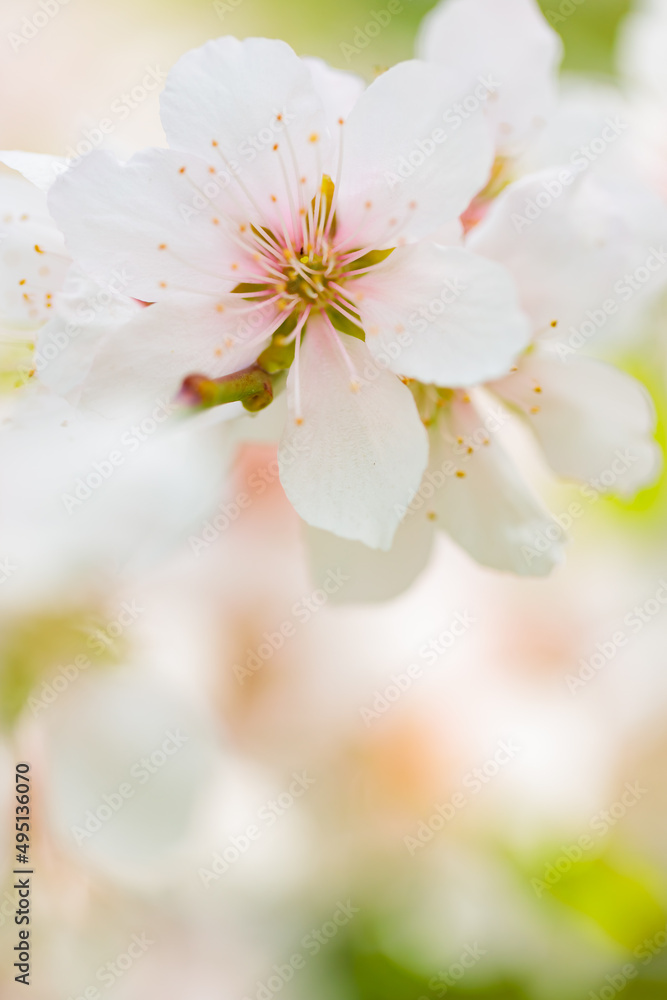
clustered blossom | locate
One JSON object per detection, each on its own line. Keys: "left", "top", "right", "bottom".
{"left": 0, "top": 0, "right": 664, "bottom": 592}
{"left": 38, "top": 36, "right": 534, "bottom": 550}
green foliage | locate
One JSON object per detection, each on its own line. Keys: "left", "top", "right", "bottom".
{"left": 0, "top": 610, "right": 114, "bottom": 729}
{"left": 536, "top": 0, "right": 633, "bottom": 75}
{"left": 546, "top": 856, "right": 666, "bottom": 950}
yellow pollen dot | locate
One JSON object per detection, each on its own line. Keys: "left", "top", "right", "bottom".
{"left": 209, "top": 166, "right": 216, "bottom": 174}
{"left": 225, "top": 338, "right": 233, "bottom": 348}
{"left": 427, "top": 511, "right": 437, "bottom": 521}
{"left": 365, "top": 201, "right": 372, "bottom": 209}
{"left": 178, "top": 166, "right": 186, "bottom": 174}
{"left": 276, "top": 114, "right": 283, "bottom": 122}
{"left": 159, "top": 281, "right": 167, "bottom": 288}
{"left": 239, "top": 224, "right": 247, "bottom": 233}
{"left": 467, "top": 446, "right": 474, "bottom": 454}
{"left": 457, "top": 437, "right": 463, "bottom": 445}
{"left": 215, "top": 348, "right": 223, "bottom": 357}
{"left": 273, "top": 143, "right": 279, "bottom": 151}
{"left": 300, "top": 176, "right": 307, "bottom": 184}
{"left": 533, "top": 385, "right": 542, "bottom": 393}
{"left": 253, "top": 253, "right": 261, "bottom": 261}
{"left": 550, "top": 319, "right": 558, "bottom": 327}
{"left": 45, "top": 293, "right": 52, "bottom": 299}
{"left": 216, "top": 304, "right": 225, "bottom": 313}
{"left": 350, "top": 381, "right": 361, "bottom": 393}
{"left": 462, "top": 395, "right": 471, "bottom": 403}
{"left": 295, "top": 417, "right": 304, "bottom": 425}
{"left": 456, "top": 470, "right": 466, "bottom": 478}
{"left": 299, "top": 207, "right": 306, "bottom": 216}
{"left": 212, "top": 217, "right": 220, "bottom": 225}
{"left": 231, "top": 263, "right": 239, "bottom": 270}
{"left": 212, "top": 140, "right": 218, "bottom": 147}
{"left": 22, "top": 293, "right": 30, "bottom": 301}
{"left": 338, "top": 117, "right": 344, "bottom": 125}
{"left": 34, "top": 244, "right": 44, "bottom": 253}
{"left": 271, "top": 195, "right": 278, "bottom": 203}
{"left": 158, "top": 243, "right": 167, "bottom": 250}
{"left": 309, "top": 133, "right": 319, "bottom": 143}
{"left": 18, "top": 279, "right": 26, "bottom": 286}
{"left": 46, "top": 303, "right": 52, "bottom": 308}
{"left": 530, "top": 406, "right": 540, "bottom": 414}
{"left": 510, "top": 366, "right": 518, "bottom": 372}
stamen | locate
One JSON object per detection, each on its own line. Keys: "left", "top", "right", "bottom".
{"left": 225, "top": 293, "right": 287, "bottom": 316}
{"left": 323, "top": 120, "right": 345, "bottom": 243}
{"left": 273, "top": 143, "right": 302, "bottom": 247}
{"left": 210, "top": 144, "right": 274, "bottom": 223}
{"left": 281, "top": 125, "right": 312, "bottom": 250}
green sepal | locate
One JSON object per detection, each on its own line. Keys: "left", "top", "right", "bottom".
{"left": 257, "top": 338, "right": 296, "bottom": 374}
{"left": 257, "top": 313, "right": 299, "bottom": 373}
{"left": 326, "top": 306, "right": 365, "bottom": 341}
{"left": 231, "top": 282, "right": 270, "bottom": 296}
{"left": 342, "top": 247, "right": 394, "bottom": 275}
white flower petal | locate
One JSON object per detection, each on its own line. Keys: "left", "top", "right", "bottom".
{"left": 417, "top": 0, "right": 562, "bottom": 154}
{"left": 0, "top": 173, "right": 69, "bottom": 330}
{"left": 160, "top": 36, "right": 331, "bottom": 236}
{"left": 304, "top": 510, "right": 436, "bottom": 604}
{"left": 430, "top": 393, "right": 563, "bottom": 575}
{"left": 0, "top": 388, "right": 235, "bottom": 609}
{"left": 302, "top": 57, "right": 365, "bottom": 132}
{"left": 512, "top": 77, "right": 634, "bottom": 182}
{"left": 469, "top": 169, "right": 667, "bottom": 340}
{"left": 0, "top": 150, "right": 69, "bottom": 191}
{"left": 337, "top": 60, "right": 494, "bottom": 246}
{"left": 48, "top": 148, "right": 252, "bottom": 302}
{"left": 278, "top": 317, "right": 429, "bottom": 549}
{"left": 491, "top": 348, "right": 661, "bottom": 495}
{"left": 35, "top": 267, "right": 142, "bottom": 400}
{"left": 618, "top": 0, "right": 667, "bottom": 99}
{"left": 38, "top": 290, "right": 276, "bottom": 418}
{"left": 354, "top": 244, "right": 530, "bottom": 386}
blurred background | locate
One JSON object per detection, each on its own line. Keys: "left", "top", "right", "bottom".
{"left": 2, "top": 0, "right": 667, "bottom": 998}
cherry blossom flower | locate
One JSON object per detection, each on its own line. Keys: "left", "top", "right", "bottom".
{"left": 417, "top": 0, "right": 667, "bottom": 300}
{"left": 46, "top": 36, "right": 530, "bottom": 549}
{"left": 306, "top": 170, "right": 662, "bottom": 594}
